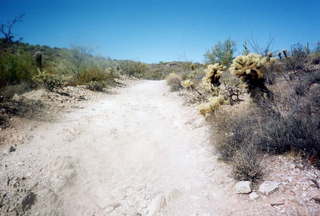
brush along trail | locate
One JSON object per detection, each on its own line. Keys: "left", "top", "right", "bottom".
{"left": 0, "top": 80, "right": 278, "bottom": 216}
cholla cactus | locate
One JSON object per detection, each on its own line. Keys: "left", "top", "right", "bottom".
{"left": 230, "top": 54, "right": 274, "bottom": 100}
{"left": 198, "top": 95, "right": 227, "bottom": 116}
{"left": 202, "top": 63, "right": 226, "bottom": 91}
{"left": 181, "top": 79, "right": 194, "bottom": 89}
{"left": 230, "top": 54, "right": 269, "bottom": 80}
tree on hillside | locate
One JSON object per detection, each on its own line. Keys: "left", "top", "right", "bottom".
{"left": 204, "top": 39, "right": 236, "bottom": 66}
{"left": 0, "top": 14, "right": 24, "bottom": 44}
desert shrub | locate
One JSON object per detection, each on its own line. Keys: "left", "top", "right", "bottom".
{"left": 257, "top": 71, "right": 320, "bottom": 157}
{"left": 118, "top": 60, "right": 147, "bottom": 78}
{"left": 219, "top": 71, "right": 244, "bottom": 105}
{"left": 32, "top": 69, "right": 63, "bottom": 91}
{"left": 0, "top": 51, "right": 37, "bottom": 87}
{"left": 143, "top": 67, "right": 164, "bottom": 80}
{"left": 0, "top": 114, "right": 9, "bottom": 128}
{"left": 0, "top": 82, "right": 32, "bottom": 98}
{"left": 232, "top": 144, "right": 262, "bottom": 181}
{"left": 183, "top": 68, "right": 206, "bottom": 81}
{"left": 87, "top": 81, "right": 106, "bottom": 91}
{"left": 204, "top": 40, "right": 236, "bottom": 66}
{"left": 258, "top": 114, "right": 320, "bottom": 156}
{"left": 74, "top": 67, "right": 116, "bottom": 85}
{"left": 306, "top": 71, "right": 320, "bottom": 85}
{"left": 212, "top": 106, "right": 262, "bottom": 181}
{"left": 310, "top": 53, "right": 320, "bottom": 65}
{"left": 198, "top": 95, "right": 227, "bottom": 116}
{"left": 204, "top": 43, "right": 320, "bottom": 181}
{"left": 166, "top": 73, "right": 182, "bottom": 91}
{"left": 285, "top": 43, "right": 310, "bottom": 70}
{"left": 213, "top": 69, "right": 320, "bottom": 173}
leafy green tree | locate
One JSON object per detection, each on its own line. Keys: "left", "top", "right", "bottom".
{"left": 204, "top": 40, "right": 236, "bottom": 66}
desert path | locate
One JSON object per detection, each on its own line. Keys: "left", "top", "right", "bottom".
{"left": 1, "top": 80, "right": 269, "bottom": 216}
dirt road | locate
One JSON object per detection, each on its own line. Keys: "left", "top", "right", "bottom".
{"left": 0, "top": 80, "right": 264, "bottom": 216}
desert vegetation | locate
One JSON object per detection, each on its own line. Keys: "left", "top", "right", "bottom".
{"left": 173, "top": 39, "right": 320, "bottom": 182}
{"left": 2, "top": 12, "right": 320, "bottom": 193}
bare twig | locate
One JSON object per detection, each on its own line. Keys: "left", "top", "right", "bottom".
{"left": 0, "top": 14, "right": 25, "bottom": 43}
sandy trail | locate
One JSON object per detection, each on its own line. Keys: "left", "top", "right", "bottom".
{"left": 1, "top": 80, "right": 252, "bottom": 216}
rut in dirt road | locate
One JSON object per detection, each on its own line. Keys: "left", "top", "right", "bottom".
{"left": 1, "top": 81, "right": 249, "bottom": 216}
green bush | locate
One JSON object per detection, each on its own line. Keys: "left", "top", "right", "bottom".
{"left": 204, "top": 40, "right": 236, "bottom": 66}
{"left": 0, "top": 51, "right": 37, "bottom": 87}
{"left": 118, "top": 60, "right": 147, "bottom": 78}
{"left": 72, "top": 67, "right": 118, "bottom": 91}
{"left": 75, "top": 68, "right": 105, "bottom": 84}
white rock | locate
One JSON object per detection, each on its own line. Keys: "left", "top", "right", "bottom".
{"left": 249, "top": 192, "right": 259, "bottom": 200}
{"left": 235, "top": 181, "right": 252, "bottom": 194}
{"left": 259, "top": 181, "right": 280, "bottom": 195}
{"left": 12, "top": 94, "right": 20, "bottom": 101}
{"left": 148, "top": 194, "right": 167, "bottom": 216}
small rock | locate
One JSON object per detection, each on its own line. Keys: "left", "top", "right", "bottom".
{"left": 259, "top": 181, "right": 280, "bottom": 195}
{"left": 9, "top": 146, "right": 16, "bottom": 153}
{"left": 12, "top": 94, "right": 21, "bottom": 101}
{"left": 312, "top": 197, "right": 320, "bottom": 204}
{"left": 148, "top": 194, "right": 167, "bottom": 215}
{"left": 235, "top": 181, "right": 252, "bottom": 194}
{"left": 249, "top": 192, "right": 259, "bottom": 200}
{"left": 21, "top": 192, "right": 37, "bottom": 211}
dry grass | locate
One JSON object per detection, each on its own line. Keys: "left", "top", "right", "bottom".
{"left": 210, "top": 66, "right": 320, "bottom": 181}
{"left": 210, "top": 100, "right": 263, "bottom": 181}
{"left": 166, "top": 73, "right": 182, "bottom": 91}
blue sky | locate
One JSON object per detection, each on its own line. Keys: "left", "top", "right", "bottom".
{"left": 1, "top": 0, "right": 319, "bottom": 63}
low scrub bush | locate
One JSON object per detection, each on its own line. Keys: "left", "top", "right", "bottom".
{"left": 285, "top": 43, "right": 310, "bottom": 70}
{"left": 72, "top": 67, "right": 118, "bottom": 91}
{"left": 166, "top": 73, "right": 182, "bottom": 91}
{"left": 232, "top": 144, "right": 262, "bottom": 181}
{"left": 258, "top": 114, "right": 320, "bottom": 156}
{"left": 212, "top": 105, "right": 262, "bottom": 181}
